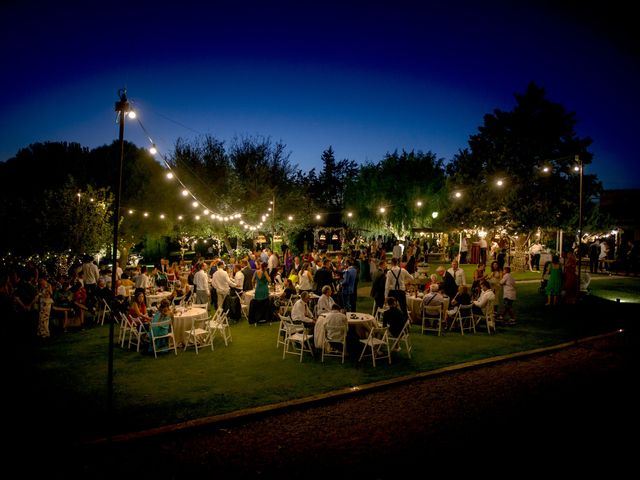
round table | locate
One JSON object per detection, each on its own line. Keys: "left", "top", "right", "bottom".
{"left": 315, "top": 312, "right": 376, "bottom": 349}
{"left": 406, "top": 293, "right": 450, "bottom": 324}
{"left": 146, "top": 290, "right": 172, "bottom": 307}
{"left": 172, "top": 306, "right": 208, "bottom": 346}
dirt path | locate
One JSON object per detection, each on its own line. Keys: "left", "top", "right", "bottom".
{"left": 60, "top": 332, "right": 638, "bottom": 478}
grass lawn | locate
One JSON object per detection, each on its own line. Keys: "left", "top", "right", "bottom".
{"left": 18, "top": 273, "right": 640, "bottom": 443}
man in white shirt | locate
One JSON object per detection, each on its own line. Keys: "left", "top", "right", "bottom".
{"left": 447, "top": 260, "right": 466, "bottom": 287}
{"left": 211, "top": 261, "right": 237, "bottom": 310}
{"left": 316, "top": 285, "right": 336, "bottom": 315}
{"left": 193, "top": 262, "right": 210, "bottom": 305}
{"left": 314, "top": 303, "right": 347, "bottom": 350}
{"left": 384, "top": 257, "right": 413, "bottom": 319}
{"left": 392, "top": 240, "right": 403, "bottom": 261}
{"left": 134, "top": 265, "right": 150, "bottom": 290}
{"left": 291, "top": 291, "right": 315, "bottom": 328}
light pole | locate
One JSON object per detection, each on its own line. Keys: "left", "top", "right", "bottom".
{"left": 575, "top": 155, "right": 583, "bottom": 297}
{"left": 108, "top": 88, "right": 129, "bottom": 430}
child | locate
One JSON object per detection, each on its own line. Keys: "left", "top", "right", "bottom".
{"left": 500, "top": 266, "right": 516, "bottom": 325}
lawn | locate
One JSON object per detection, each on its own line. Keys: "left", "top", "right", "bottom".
{"left": 17, "top": 273, "right": 639, "bottom": 444}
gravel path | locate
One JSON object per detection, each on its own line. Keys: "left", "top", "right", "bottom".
{"left": 63, "top": 332, "right": 638, "bottom": 478}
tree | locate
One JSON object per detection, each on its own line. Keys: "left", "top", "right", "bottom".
{"left": 344, "top": 150, "right": 447, "bottom": 238}
{"left": 445, "top": 82, "right": 602, "bottom": 238}
{"left": 38, "top": 180, "right": 113, "bottom": 255}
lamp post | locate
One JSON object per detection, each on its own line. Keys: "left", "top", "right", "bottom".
{"left": 108, "top": 88, "right": 129, "bottom": 430}
{"left": 576, "top": 155, "right": 583, "bottom": 297}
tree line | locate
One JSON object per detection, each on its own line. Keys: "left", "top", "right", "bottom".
{"left": 0, "top": 82, "right": 608, "bottom": 260}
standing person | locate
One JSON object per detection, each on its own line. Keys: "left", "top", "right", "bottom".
{"left": 384, "top": 257, "right": 413, "bottom": 320}
{"left": 392, "top": 240, "right": 403, "bottom": 262}
{"left": 589, "top": 239, "right": 600, "bottom": 273}
{"left": 241, "top": 259, "right": 254, "bottom": 292}
{"left": 500, "top": 266, "right": 517, "bottom": 324}
{"left": 447, "top": 260, "right": 466, "bottom": 287}
{"left": 253, "top": 263, "right": 270, "bottom": 301}
{"left": 459, "top": 236, "right": 468, "bottom": 264}
{"left": 313, "top": 259, "right": 334, "bottom": 296}
{"left": 529, "top": 241, "right": 543, "bottom": 272}
{"left": 211, "top": 261, "right": 237, "bottom": 311}
{"left": 562, "top": 251, "right": 578, "bottom": 304}
{"left": 435, "top": 265, "right": 458, "bottom": 299}
{"left": 193, "top": 262, "right": 210, "bottom": 306}
{"left": 545, "top": 255, "right": 562, "bottom": 306}
{"left": 599, "top": 240, "right": 609, "bottom": 273}
{"left": 36, "top": 277, "right": 54, "bottom": 338}
{"left": 81, "top": 255, "right": 100, "bottom": 311}
{"left": 479, "top": 236, "right": 488, "bottom": 265}
{"left": 267, "top": 250, "right": 280, "bottom": 282}
{"left": 370, "top": 258, "right": 388, "bottom": 314}
{"left": 340, "top": 259, "right": 357, "bottom": 311}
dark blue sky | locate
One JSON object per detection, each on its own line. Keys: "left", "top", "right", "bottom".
{"left": 2, "top": 1, "right": 638, "bottom": 189}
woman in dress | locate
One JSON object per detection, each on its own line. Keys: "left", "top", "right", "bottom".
{"left": 129, "top": 289, "right": 151, "bottom": 323}
{"left": 297, "top": 262, "right": 315, "bottom": 293}
{"left": 253, "top": 262, "right": 270, "bottom": 301}
{"left": 545, "top": 255, "right": 563, "bottom": 305}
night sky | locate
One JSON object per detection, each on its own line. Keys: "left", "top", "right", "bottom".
{"left": 2, "top": 1, "right": 638, "bottom": 189}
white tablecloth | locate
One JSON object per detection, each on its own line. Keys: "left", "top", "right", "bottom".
{"left": 146, "top": 290, "right": 172, "bottom": 307}
{"left": 172, "top": 307, "right": 208, "bottom": 346}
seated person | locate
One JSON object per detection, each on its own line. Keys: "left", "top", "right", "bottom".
{"left": 314, "top": 303, "right": 348, "bottom": 351}
{"left": 382, "top": 296, "right": 405, "bottom": 337}
{"left": 422, "top": 283, "right": 445, "bottom": 309}
{"left": 448, "top": 284, "right": 472, "bottom": 316}
{"left": 279, "top": 278, "right": 297, "bottom": 301}
{"left": 316, "top": 285, "right": 336, "bottom": 315}
{"left": 291, "top": 291, "right": 315, "bottom": 328}
{"left": 129, "top": 288, "right": 151, "bottom": 323}
{"left": 472, "top": 280, "right": 496, "bottom": 316}
{"left": 149, "top": 299, "right": 173, "bottom": 351}
{"left": 423, "top": 274, "right": 438, "bottom": 293}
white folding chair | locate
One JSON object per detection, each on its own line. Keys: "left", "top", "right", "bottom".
{"left": 184, "top": 314, "right": 213, "bottom": 354}
{"left": 450, "top": 303, "right": 476, "bottom": 335}
{"left": 149, "top": 317, "right": 177, "bottom": 358}
{"left": 422, "top": 304, "right": 444, "bottom": 336}
{"left": 282, "top": 316, "right": 314, "bottom": 362}
{"left": 321, "top": 323, "right": 347, "bottom": 363}
{"left": 474, "top": 299, "right": 495, "bottom": 334}
{"left": 389, "top": 319, "right": 412, "bottom": 358}
{"left": 209, "top": 310, "right": 233, "bottom": 347}
{"left": 276, "top": 313, "right": 300, "bottom": 348}
{"left": 97, "top": 298, "right": 111, "bottom": 326}
{"left": 126, "top": 315, "right": 148, "bottom": 352}
{"left": 358, "top": 326, "right": 391, "bottom": 367}
{"left": 236, "top": 290, "right": 249, "bottom": 321}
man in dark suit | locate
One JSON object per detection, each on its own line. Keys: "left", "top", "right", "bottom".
{"left": 241, "top": 259, "right": 254, "bottom": 292}
{"left": 436, "top": 265, "right": 458, "bottom": 298}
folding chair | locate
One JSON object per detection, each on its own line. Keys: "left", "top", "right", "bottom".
{"left": 358, "top": 326, "right": 391, "bottom": 367}
{"left": 184, "top": 314, "right": 213, "bottom": 354}
{"left": 282, "top": 316, "right": 314, "bottom": 362}
{"left": 321, "top": 323, "right": 347, "bottom": 363}
{"left": 96, "top": 298, "right": 111, "bottom": 326}
{"left": 449, "top": 304, "right": 475, "bottom": 335}
{"left": 389, "top": 319, "right": 412, "bottom": 358}
{"left": 126, "top": 315, "right": 148, "bottom": 352}
{"left": 209, "top": 310, "right": 233, "bottom": 347}
{"left": 474, "top": 299, "right": 496, "bottom": 334}
{"left": 149, "top": 317, "right": 177, "bottom": 358}
{"left": 236, "top": 290, "right": 249, "bottom": 321}
{"left": 422, "top": 304, "right": 444, "bottom": 336}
